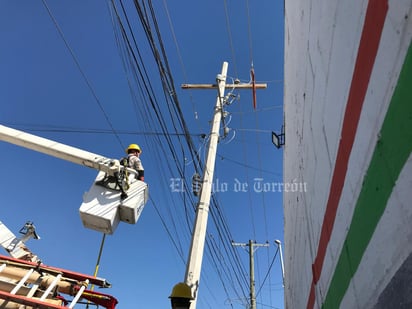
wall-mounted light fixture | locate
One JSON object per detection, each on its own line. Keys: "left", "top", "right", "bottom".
{"left": 272, "top": 125, "right": 285, "bottom": 149}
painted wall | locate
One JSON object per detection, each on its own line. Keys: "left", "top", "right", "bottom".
{"left": 283, "top": 1, "right": 412, "bottom": 308}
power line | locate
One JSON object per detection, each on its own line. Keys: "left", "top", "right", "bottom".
{"left": 162, "top": 0, "right": 201, "bottom": 127}
{"left": 108, "top": 2, "right": 281, "bottom": 307}
{"left": 223, "top": 0, "right": 239, "bottom": 78}
{"left": 5, "top": 123, "right": 204, "bottom": 138}
{"left": 109, "top": 1, "right": 250, "bottom": 305}
{"left": 217, "top": 154, "right": 282, "bottom": 177}
{"left": 245, "top": 0, "right": 254, "bottom": 66}
{"left": 41, "top": 0, "right": 124, "bottom": 150}
{"left": 256, "top": 246, "right": 279, "bottom": 298}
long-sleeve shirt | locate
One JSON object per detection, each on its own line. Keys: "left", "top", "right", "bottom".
{"left": 126, "top": 154, "right": 144, "bottom": 181}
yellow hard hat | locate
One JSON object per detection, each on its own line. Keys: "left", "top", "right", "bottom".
{"left": 126, "top": 143, "right": 141, "bottom": 154}
{"left": 169, "top": 282, "right": 193, "bottom": 299}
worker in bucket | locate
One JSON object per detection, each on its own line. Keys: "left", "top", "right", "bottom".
{"left": 122, "top": 144, "right": 145, "bottom": 181}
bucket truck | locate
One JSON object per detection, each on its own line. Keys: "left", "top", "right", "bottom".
{"left": 0, "top": 220, "right": 118, "bottom": 309}
{"left": 0, "top": 124, "right": 148, "bottom": 235}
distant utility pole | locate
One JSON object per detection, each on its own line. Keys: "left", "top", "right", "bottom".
{"left": 232, "top": 240, "right": 269, "bottom": 309}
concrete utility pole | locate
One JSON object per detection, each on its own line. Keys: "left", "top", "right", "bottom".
{"left": 169, "top": 62, "right": 267, "bottom": 309}
{"left": 232, "top": 240, "right": 269, "bottom": 309}
{"left": 183, "top": 61, "right": 228, "bottom": 309}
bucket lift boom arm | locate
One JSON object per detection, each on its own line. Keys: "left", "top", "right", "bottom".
{"left": 0, "top": 124, "right": 120, "bottom": 176}
{"left": 0, "top": 124, "right": 149, "bottom": 235}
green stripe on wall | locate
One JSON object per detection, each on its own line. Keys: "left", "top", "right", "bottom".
{"left": 322, "top": 42, "right": 412, "bottom": 308}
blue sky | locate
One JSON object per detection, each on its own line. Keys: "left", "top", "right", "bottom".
{"left": 0, "top": 1, "right": 284, "bottom": 308}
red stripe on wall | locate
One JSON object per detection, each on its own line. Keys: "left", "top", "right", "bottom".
{"left": 306, "top": 0, "right": 388, "bottom": 308}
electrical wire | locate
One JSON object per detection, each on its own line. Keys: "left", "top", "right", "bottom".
{"left": 253, "top": 108, "right": 272, "bottom": 306}
{"left": 256, "top": 245, "right": 279, "bottom": 298}
{"left": 161, "top": 0, "right": 202, "bottom": 126}
{"left": 4, "top": 123, "right": 203, "bottom": 138}
{"left": 245, "top": 0, "right": 254, "bottom": 67}
{"left": 31, "top": 0, "right": 283, "bottom": 306}
{"left": 223, "top": 0, "right": 239, "bottom": 78}
{"left": 107, "top": 0, "right": 283, "bottom": 306}
{"left": 109, "top": 1, "right": 248, "bottom": 300}
{"left": 41, "top": 0, "right": 124, "bottom": 150}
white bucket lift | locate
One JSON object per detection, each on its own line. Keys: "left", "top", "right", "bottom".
{"left": 80, "top": 171, "right": 148, "bottom": 234}
{"left": 0, "top": 124, "right": 149, "bottom": 234}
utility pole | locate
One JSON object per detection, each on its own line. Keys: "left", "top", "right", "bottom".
{"left": 183, "top": 61, "right": 228, "bottom": 309}
{"left": 232, "top": 240, "right": 269, "bottom": 309}
{"left": 169, "top": 62, "right": 267, "bottom": 309}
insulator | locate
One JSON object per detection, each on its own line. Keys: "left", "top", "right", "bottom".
{"left": 192, "top": 173, "right": 202, "bottom": 196}
{"left": 223, "top": 126, "right": 230, "bottom": 137}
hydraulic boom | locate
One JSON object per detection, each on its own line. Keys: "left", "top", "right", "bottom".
{"left": 0, "top": 124, "right": 148, "bottom": 234}
{"left": 0, "top": 124, "right": 120, "bottom": 176}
